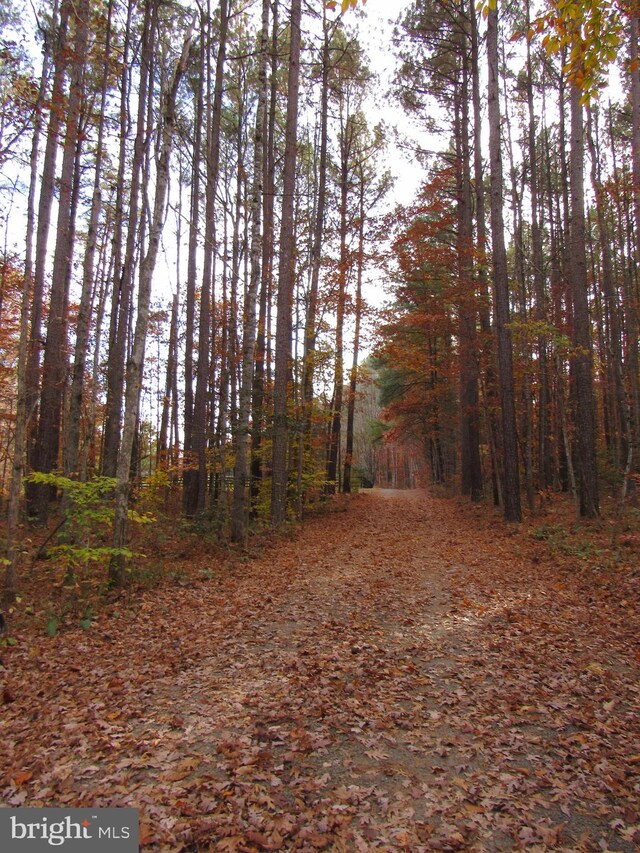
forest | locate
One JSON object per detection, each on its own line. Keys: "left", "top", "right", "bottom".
{"left": 0, "top": 0, "right": 638, "bottom": 582}
{"left": 1, "top": 0, "right": 640, "bottom": 849}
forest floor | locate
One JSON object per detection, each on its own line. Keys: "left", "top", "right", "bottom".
{"left": 2, "top": 488, "right": 640, "bottom": 852}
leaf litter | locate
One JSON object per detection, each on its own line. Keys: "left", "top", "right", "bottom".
{"left": 2, "top": 489, "right": 639, "bottom": 851}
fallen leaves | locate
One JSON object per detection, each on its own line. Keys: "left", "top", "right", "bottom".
{"left": 1, "top": 490, "right": 639, "bottom": 850}
{"left": 11, "top": 769, "right": 33, "bottom": 786}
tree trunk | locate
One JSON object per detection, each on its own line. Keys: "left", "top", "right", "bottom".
{"left": 251, "top": 0, "right": 279, "bottom": 512}
{"left": 158, "top": 291, "right": 179, "bottom": 468}
{"left": 471, "top": 0, "right": 500, "bottom": 505}
{"left": 65, "top": 0, "right": 112, "bottom": 479}
{"left": 569, "top": 83, "right": 599, "bottom": 517}
{"left": 185, "top": 0, "right": 228, "bottom": 516}
{"left": 102, "top": 0, "right": 154, "bottom": 476}
{"left": 502, "top": 57, "right": 534, "bottom": 514}
{"left": 4, "top": 0, "right": 57, "bottom": 591}
{"left": 33, "top": 0, "right": 89, "bottom": 519}
{"left": 627, "top": 13, "right": 640, "bottom": 464}
{"left": 271, "top": 0, "right": 302, "bottom": 525}
{"left": 182, "top": 25, "right": 204, "bottom": 504}
{"left": 456, "top": 24, "right": 482, "bottom": 502}
{"left": 525, "top": 0, "right": 551, "bottom": 495}
{"left": 110, "top": 20, "right": 194, "bottom": 585}
{"left": 303, "top": 10, "right": 330, "bottom": 438}
{"left": 25, "top": 0, "right": 71, "bottom": 515}
{"left": 83, "top": 253, "right": 111, "bottom": 479}
{"left": 231, "top": 0, "right": 269, "bottom": 544}
{"left": 326, "top": 118, "right": 350, "bottom": 494}
{"left": 343, "top": 180, "right": 365, "bottom": 495}
{"left": 586, "top": 107, "right": 628, "bottom": 470}
{"left": 487, "top": 4, "right": 521, "bottom": 522}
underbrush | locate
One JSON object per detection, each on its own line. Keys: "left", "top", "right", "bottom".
{"left": 4, "top": 485, "right": 638, "bottom": 643}
{"left": 0, "top": 485, "right": 359, "bottom": 642}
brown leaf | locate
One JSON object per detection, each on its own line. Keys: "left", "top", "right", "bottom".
{"left": 245, "top": 830, "right": 283, "bottom": 850}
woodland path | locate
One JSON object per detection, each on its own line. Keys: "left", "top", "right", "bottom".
{"left": 2, "top": 490, "right": 640, "bottom": 852}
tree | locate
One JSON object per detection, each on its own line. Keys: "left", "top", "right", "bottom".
{"left": 326, "top": 41, "right": 371, "bottom": 495}
{"left": 231, "top": 0, "right": 270, "bottom": 543}
{"left": 102, "top": 0, "right": 156, "bottom": 478}
{"left": 343, "top": 128, "right": 390, "bottom": 494}
{"left": 531, "top": 0, "right": 613, "bottom": 517}
{"left": 271, "top": 0, "right": 302, "bottom": 525}
{"left": 110, "top": 15, "right": 194, "bottom": 586}
{"left": 568, "top": 81, "right": 599, "bottom": 517}
{"left": 487, "top": 2, "right": 521, "bottom": 522}
{"left": 375, "top": 166, "right": 460, "bottom": 487}
{"left": 395, "top": 0, "right": 484, "bottom": 502}
{"left": 65, "top": 0, "right": 114, "bottom": 480}
{"left": 183, "top": 0, "right": 229, "bottom": 516}
{"left": 25, "top": 0, "right": 72, "bottom": 516}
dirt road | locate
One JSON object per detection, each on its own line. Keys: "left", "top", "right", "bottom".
{"left": 2, "top": 490, "right": 639, "bottom": 851}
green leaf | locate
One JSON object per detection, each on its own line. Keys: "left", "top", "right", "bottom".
{"left": 46, "top": 617, "right": 58, "bottom": 638}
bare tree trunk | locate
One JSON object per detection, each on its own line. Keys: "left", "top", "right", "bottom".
{"left": 158, "top": 291, "right": 179, "bottom": 468}
{"left": 303, "top": 10, "right": 330, "bottom": 432}
{"left": 628, "top": 13, "right": 640, "bottom": 463}
{"left": 487, "top": 4, "right": 521, "bottom": 522}
{"left": 185, "top": 0, "right": 228, "bottom": 516}
{"left": 110, "top": 21, "right": 194, "bottom": 586}
{"left": 457, "top": 24, "right": 482, "bottom": 502}
{"left": 33, "top": 0, "right": 89, "bottom": 519}
{"left": 569, "top": 84, "right": 599, "bottom": 518}
{"left": 4, "top": 262, "right": 30, "bottom": 598}
{"left": 326, "top": 118, "right": 350, "bottom": 494}
{"left": 182, "top": 26, "right": 204, "bottom": 503}
{"left": 83, "top": 253, "right": 111, "bottom": 479}
{"left": 586, "top": 107, "right": 628, "bottom": 470}
{"left": 25, "top": 0, "right": 70, "bottom": 516}
{"left": 342, "top": 180, "right": 365, "bottom": 495}
{"left": 502, "top": 58, "right": 534, "bottom": 514}
{"left": 271, "top": 0, "right": 302, "bottom": 525}
{"left": 251, "top": 0, "right": 279, "bottom": 511}
{"left": 231, "top": 0, "right": 269, "bottom": 544}
{"left": 102, "top": 0, "right": 154, "bottom": 476}
{"left": 471, "top": 0, "right": 500, "bottom": 505}
{"left": 65, "top": 0, "right": 113, "bottom": 479}
{"left": 4, "top": 0, "right": 58, "bottom": 593}
{"left": 525, "top": 0, "right": 551, "bottom": 495}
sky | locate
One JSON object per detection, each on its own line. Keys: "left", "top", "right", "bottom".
{"left": 349, "top": 0, "right": 431, "bottom": 208}
{"left": 331, "top": 0, "right": 434, "bottom": 325}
